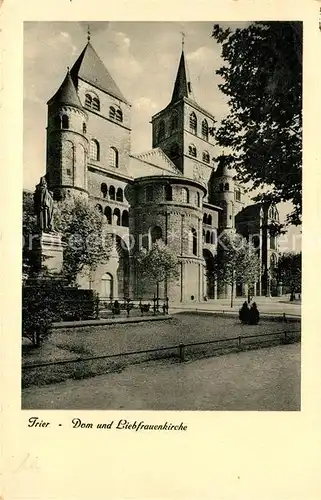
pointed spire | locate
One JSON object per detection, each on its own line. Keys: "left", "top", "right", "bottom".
{"left": 47, "top": 68, "right": 84, "bottom": 110}
{"left": 70, "top": 41, "right": 128, "bottom": 104}
{"left": 171, "top": 49, "right": 192, "bottom": 104}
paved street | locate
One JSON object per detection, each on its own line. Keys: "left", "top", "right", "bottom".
{"left": 171, "top": 296, "right": 301, "bottom": 317}
{"left": 22, "top": 343, "right": 300, "bottom": 411}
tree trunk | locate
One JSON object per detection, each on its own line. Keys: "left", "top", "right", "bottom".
{"left": 156, "top": 282, "right": 159, "bottom": 311}
{"left": 231, "top": 281, "right": 234, "bottom": 308}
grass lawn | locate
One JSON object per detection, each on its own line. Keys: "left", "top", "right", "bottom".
{"left": 22, "top": 312, "right": 300, "bottom": 388}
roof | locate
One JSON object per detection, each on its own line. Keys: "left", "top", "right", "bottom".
{"left": 47, "top": 70, "right": 84, "bottom": 110}
{"left": 235, "top": 203, "right": 263, "bottom": 221}
{"left": 130, "top": 148, "right": 182, "bottom": 177}
{"left": 213, "top": 156, "right": 236, "bottom": 178}
{"left": 70, "top": 42, "right": 128, "bottom": 104}
{"left": 171, "top": 50, "right": 193, "bottom": 104}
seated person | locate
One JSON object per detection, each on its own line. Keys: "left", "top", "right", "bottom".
{"left": 239, "top": 301, "right": 249, "bottom": 324}
{"left": 248, "top": 302, "right": 260, "bottom": 325}
{"left": 112, "top": 300, "right": 121, "bottom": 315}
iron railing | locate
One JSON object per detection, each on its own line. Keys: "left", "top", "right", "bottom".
{"left": 22, "top": 329, "right": 300, "bottom": 371}
{"left": 98, "top": 296, "right": 170, "bottom": 318}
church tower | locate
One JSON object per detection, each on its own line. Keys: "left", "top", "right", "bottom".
{"left": 151, "top": 45, "right": 217, "bottom": 195}
{"left": 46, "top": 69, "right": 89, "bottom": 199}
{"left": 209, "top": 155, "right": 236, "bottom": 232}
{"left": 46, "top": 33, "right": 132, "bottom": 201}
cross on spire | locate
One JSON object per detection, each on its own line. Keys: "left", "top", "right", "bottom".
{"left": 181, "top": 31, "right": 185, "bottom": 50}
{"left": 87, "top": 25, "right": 91, "bottom": 42}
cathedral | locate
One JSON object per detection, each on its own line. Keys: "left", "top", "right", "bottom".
{"left": 44, "top": 33, "right": 280, "bottom": 303}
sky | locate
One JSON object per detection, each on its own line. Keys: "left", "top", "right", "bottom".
{"left": 23, "top": 21, "right": 301, "bottom": 251}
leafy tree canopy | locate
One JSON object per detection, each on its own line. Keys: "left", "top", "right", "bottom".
{"left": 134, "top": 241, "right": 180, "bottom": 291}
{"left": 23, "top": 192, "right": 113, "bottom": 284}
{"left": 212, "top": 22, "right": 302, "bottom": 225}
{"left": 214, "top": 232, "right": 261, "bottom": 287}
{"left": 54, "top": 195, "right": 113, "bottom": 284}
{"left": 276, "top": 252, "right": 301, "bottom": 297}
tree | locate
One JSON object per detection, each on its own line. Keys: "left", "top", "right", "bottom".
{"left": 23, "top": 192, "right": 113, "bottom": 284}
{"left": 212, "top": 22, "right": 302, "bottom": 226}
{"left": 276, "top": 252, "right": 301, "bottom": 301}
{"left": 53, "top": 196, "right": 113, "bottom": 285}
{"left": 134, "top": 241, "right": 180, "bottom": 303}
{"left": 213, "top": 232, "right": 261, "bottom": 307}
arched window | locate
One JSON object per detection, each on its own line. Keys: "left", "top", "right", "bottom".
{"left": 188, "top": 144, "right": 197, "bottom": 157}
{"left": 219, "top": 183, "right": 224, "bottom": 192}
{"left": 235, "top": 188, "right": 241, "bottom": 201}
{"left": 157, "top": 120, "right": 165, "bottom": 142}
{"left": 203, "top": 213, "right": 207, "bottom": 224}
{"left": 207, "top": 214, "right": 212, "bottom": 226}
{"left": 171, "top": 112, "right": 178, "bottom": 131}
{"left": 109, "top": 185, "right": 115, "bottom": 200}
{"left": 101, "top": 273, "right": 113, "bottom": 299}
{"left": 170, "top": 143, "right": 179, "bottom": 158}
{"left": 270, "top": 235, "right": 276, "bottom": 250}
{"left": 190, "top": 228, "right": 197, "bottom": 256}
{"left": 270, "top": 253, "right": 277, "bottom": 268}
{"left": 202, "top": 151, "right": 210, "bottom": 164}
{"left": 206, "top": 231, "right": 210, "bottom": 243}
{"left": 54, "top": 115, "right": 61, "bottom": 129}
{"left": 90, "top": 139, "right": 100, "bottom": 161}
{"left": 211, "top": 232, "right": 215, "bottom": 244}
{"left": 62, "top": 114, "right": 69, "bottom": 129}
{"left": 92, "top": 97, "right": 100, "bottom": 111}
{"left": 251, "top": 235, "right": 260, "bottom": 250}
{"left": 165, "top": 184, "right": 172, "bottom": 201}
{"left": 224, "top": 183, "right": 229, "bottom": 191}
{"left": 101, "top": 183, "right": 108, "bottom": 198}
{"left": 113, "top": 208, "right": 121, "bottom": 226}
{"left": 104, "top": 206, "right": 112, "bottom": 224}
{"left": 116, "top": 109, "right": 123, "bottom": 122}
{"left": 109, "top": 147, "right": 119, "bottom": 168}
{"left": 142, "top": 234, "right": 149, "bottom": 251}
{"left": 116, "top": 187, "right": 123, "bottom": 202}
{"left": 203, "top": 229, "right": 205, "bottom": 243}
{"left": 189, "top": 112, "right": 197, "bottom": 134}
{"left": 121, "top": 210, "right": 129, "bottom": 227}
{"left": 96, "top": 204, "right": 103, "bottom": 213}
{"left": 146, "top": 185, "right": 153, "bottom": 202}
{"left": 82, "top": 122, "right": 87, "bottom": 134}
{"left": 151, "top": 226, "right": 162, "bottom": 244}
{"left": 201, "top": 119, "right": 208, "bottom": 140}
{"left": 182, "top": 187, "right": 189, "bottom": 203}
{"left": 109, "top": 106, "right": 116, "bottom": 119}
{"left": 196, "top": 192, "right": 200, "bottom": 207}
{"left": 85, "top": 94, "right": 92, "bottom": 107}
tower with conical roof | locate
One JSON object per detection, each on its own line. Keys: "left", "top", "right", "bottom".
{"left": 46, "top": 69, "right": 89, "bottom": 199}
{"left": 151, "top": 43, "right": 217, "bottom": 191}
{"left": 46, "top": 32, "right": 131, "bottom": 200}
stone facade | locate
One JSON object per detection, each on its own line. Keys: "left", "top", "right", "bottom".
{"left": 43, "top": 38, "right": 280, "bottom": 303}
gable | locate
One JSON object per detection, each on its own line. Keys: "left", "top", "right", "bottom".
{"left": 129, "top": 148, "right": 183, "bottom": 178}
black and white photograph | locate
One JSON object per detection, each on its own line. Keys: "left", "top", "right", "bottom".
{"left": 21, "top": 21, "right": 302, "bottom": 411}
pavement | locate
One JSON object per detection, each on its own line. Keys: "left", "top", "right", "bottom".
{"left": 170, "top": 296, "right": 301, "bottom": 318}
{"left": 22, "top": 343, "right": 301, "bottom": 411}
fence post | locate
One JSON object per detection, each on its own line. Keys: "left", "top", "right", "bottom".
{"left": 238, "top": 336, "right": 242, "bottom": 348}
{"left": 179, "top": 344, "right": 185, "bottom": 363}
{"left": 95, "top": 295, "right": 100, "bottom": 319}
{"left": 283, "top": 313, "right": 286, "bottom": 322}
{"left": 284, "top": 331, "right": 288, "bottom": 343}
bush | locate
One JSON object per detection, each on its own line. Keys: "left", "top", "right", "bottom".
{"left": 22, "top": 278, "right": 99, "bottom": 347}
